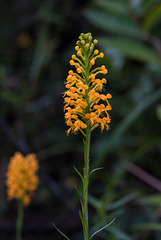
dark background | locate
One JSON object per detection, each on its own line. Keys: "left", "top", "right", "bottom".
{"left": 0, "top": 0, "right": 161, "bottom": 239}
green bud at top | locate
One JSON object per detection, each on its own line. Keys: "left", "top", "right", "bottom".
{"left": 75, "top": 46, "right": 79, "bottom": 51}
{"left": 76, "top": 40, "right": 80, "bottom": 46}
{"left": 85, "top": 43, "right": 90, "bottom": 50}
{"left": 93, "top": 39, "right": 98, "bottom": 44}
{"left": 81, "top": 40, "right": 85, "bottom": 45}
{"left": 88, "top": 36, "right": 92, "bottom": 41}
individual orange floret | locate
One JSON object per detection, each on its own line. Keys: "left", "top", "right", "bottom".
{"left": 94, "top": 49, "right": 99, "bottom": 55}
{"left": 70, "top": 60, "right": 75, "bottom": 65}
{"left": 102, "top": 69, "right": 108, "bottom": 74}
{"left": 88, "top": 89, "right": 100, "bottom": 101}
{"left": 76, "top": 82, "right": 88, "bottom": 90}
{"left": 106, "top": 93, "right": 112, "bottom": 99}
{"left": 99, "top": 52, "right": 104, "bottom": 58}
{"left": 77, "top": 68, "right": 82, "bottom": 73}
{"left": 72, "top": 54, "right": 77, "bottom": 60}
{"left": 76, "top": 99, "right": 88, "bottom": 109}
{"left": 100, "top": 65, "right": 108, "bottom": 74}
{"left": 6, "top": 152, "right": 39, "bottom": 206}
{"left": 100, "top": 65, "right": 106, "bottom": 70}
{"left": 96, "top": 117, "right": 109, "bottom": 131}
{"left": 90, "top": 74, "right": 95, "bottom": 80}
{"left": 85, "top": 112, "right": 98, "bottom": 125}
{"left": 75, "top": 46, "right": 79, "bottom": 51}
{"left": 68, "top": 70, "right": 73, "bottom": 75}
{"left": 90, "top": 59, "right": 95, "bottom": 65}
{"left": 77, "top": 51, "right": 82, "bottom": 56}
{"left": 73, "top": 120, "right": 87, "bottom": 132}
{"left": 93, "top": 104, "right": 106, "bottom": 115}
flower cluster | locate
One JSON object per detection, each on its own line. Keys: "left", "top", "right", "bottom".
{"left": 64, "top": 33, "right": 112, "bottom": 135}
{"left": 6, "top": 152, "right": 39, "bottom": 206}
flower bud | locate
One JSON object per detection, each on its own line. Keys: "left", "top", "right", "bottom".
{"left": 93, "top": 39, "right": 98, "bottom": 44}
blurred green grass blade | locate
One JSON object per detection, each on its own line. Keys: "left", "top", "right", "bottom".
{"left": 139, "top": 193, "right": 161, "bottom": 207}
{"left": 0, "top": 65, "right": 5, "bottom": 83}
{"left": 106, "top": 226, "right": 132, "bottom": 240}
{"left": 93, "top": 0, "right": 128, "bottom": 16}
{"left": 36, "top": 3, "right": 62, "bottom": 24}
{"left": 99, "top": 37, "right": 161, "bottom": 65}
{"left": 37, "top": 142, "right": 82, "bottom": 161}
{"left": 135, "top": 223, "right": 161, "bottom": 231}
{"left": 89, "top": 195, "right": 102, "bottom": 210}
{"left": 84, "top": 9, "right": 142, "bottom": 38}
{"left": 143, "top": 3, "right": 161, "bottom": 31}
{"left": 88, "top": 194, "right": 107, "bottom": 219}
{"left": 1, "top": 90, "right": 24, "bottom": 106}
{"left": 156, "top": 104, "right": 161, "bottom": 121}
{"left": 29, "top": 27, "right": 54, "bottom": 82}
{"left": 131, "top": 137, "right": 161, "bottom": 161}
{"left": 29, "top": 27, "right": 47, "bottom": 81}
{"left": 107, "top": 193, "right": 138, "bottom": 211}
{"left": 141, "top": 1, "right": 157, "bottom": 16}
{"left": 52, "top": 223, "right": 70, "bottom": 240}
{"left": 89, "top": 192, "right": 137, "bottom": 212}
{"left": 102, "top": 161, "right": 127, "bottom": 204}
{"left": 93, "top": 88, "right": 161, "bottom": 168}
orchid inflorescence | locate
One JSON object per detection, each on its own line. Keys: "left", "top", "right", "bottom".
{"left": 64, "top": 33, "right": 112, "bottom": 135}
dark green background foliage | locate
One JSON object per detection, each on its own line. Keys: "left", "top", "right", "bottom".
{"left": 0, "top": 0, "right": 161, "bottom": 239}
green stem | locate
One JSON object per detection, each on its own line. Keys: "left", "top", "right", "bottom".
{"left": 81, "top": 40, "right": 92, "bottom": 240}
{"left": 16, "top": 200, "right": 24, "bottom": 240}
{"left": 82, "top": 126, "right": 91, "bottom": 240}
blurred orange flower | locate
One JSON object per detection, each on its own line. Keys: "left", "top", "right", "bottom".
{"left": 6, "top": 152, "right": 39, "bottom": 206}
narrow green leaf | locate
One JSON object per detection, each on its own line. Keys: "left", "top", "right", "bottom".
{"left": 84, "top": 9, "right": 142, "bottom": 38}
{"left": 80, "top": 199, "right": 84, "bottom": 212}
{"left": 107, "top": 226, "right": 132, "bottom": 240}
{"left": 135, "top": 222, "right": 161, "bottom": 231}
{"left": 93, "top": 0, "right": 128, "bottom": 16}
{"left": 90, "top": 219, "right": 115, "bottom": 239}
{"left": 107, "top": 193, "right": 138, "bottom": 211}
{"left": 156, "top": 105, "right": 161, "bottom": 121}
{"left": 79, "top": 210, "right": 88, "bottom": 232}
{"left": 73, "top": 165, "right": 83, "bottom": 182}
{"left": 139, "top": 193, "right": 161, "bottom": 206}
{"left": 80, "top": 198, "right": 84, "bottom": 213}
{"left": 143, "top": 3, "right": 161, "bottom": 31}
{"left": 75, "top": 185, "right": 82, "bottom": 198}
{"left": 90, "top": 167, "right": 103, "bottom": 176}
{"left": 29, "top": 27, "right": 48, "bottom": 81}
{"left": 52, "top": 223, "right": 70, "bottom": 240}
{"left": 89, "top": 195, "right": 102, "bottom": 210}
{"left": 99, "top": 37, "right": 161, "bottom": 65}
{"left": 102, "top": 161, "right": 127, "bottom": 204}
{"left": 37, "top": 142, "right": 80, "bottom": 162}
{"left": 0, "top": 65, "right": 5, "bottom": 83}
{"left": 132, "top": 137, "right": 161, "bottom": 161}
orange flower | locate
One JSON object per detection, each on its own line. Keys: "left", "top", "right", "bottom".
{"left": 6, "top": 152, "right": 39, "bottom": 206}
{"left": 64, "top": 33, "right": 112, "bottom": 134}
